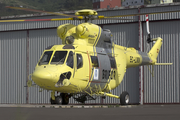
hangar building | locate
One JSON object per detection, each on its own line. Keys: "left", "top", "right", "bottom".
{"left": 0, "top": 3, "right": 180, "bottom": 104}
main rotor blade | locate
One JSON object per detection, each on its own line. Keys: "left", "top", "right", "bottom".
{"left": 6, "top": 6, "right": 78, "bottom": 18}
{"left": 103, "top": 9, "right": 180, "bottom": 18}
{"left": 97, "top": 17, "right": 134, "bottom": 20}
{"left": 0, "top": 18, "right": 75, "bottom": 22}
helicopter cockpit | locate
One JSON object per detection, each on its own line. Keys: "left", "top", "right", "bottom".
{"left": 32, "top": 43, "right": 86, "bottom": 88}
{"left": 33, "top": 49, "right": 75, "bottom": 87}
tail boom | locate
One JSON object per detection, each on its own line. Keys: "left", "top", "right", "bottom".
{"left": 126, "top": 37, "right": 163, "bottom": 68}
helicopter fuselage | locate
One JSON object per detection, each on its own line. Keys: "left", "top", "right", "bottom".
{"left": 31, "top": 22, "right": 159, "bottom": 95}
{"left": 31, "top": 42, "right": 152, "bottom": 94}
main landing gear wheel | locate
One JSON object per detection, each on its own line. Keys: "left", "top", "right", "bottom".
{"left": 50, "top": 93, "right": 70, "bottom": 105}
{"left": 61, "top": 93, "right": 69, "bottom": 105}
{"left": 55, "top": 96, "right": 63, "bottom": 105}
{"left": 120, "top": 91, "right": 129, "bottom": 105}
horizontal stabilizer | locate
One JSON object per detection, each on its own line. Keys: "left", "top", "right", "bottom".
{"left": 155, "top": 63, "right": 173, "bottom": 65}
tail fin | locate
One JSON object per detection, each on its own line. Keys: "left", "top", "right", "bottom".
{"left": 148, "top": 37, "right": 163, "bottom": 63}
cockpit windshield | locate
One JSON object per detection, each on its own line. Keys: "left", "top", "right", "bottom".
{"left": 38, "top": 50, "right": 74, "bottom": 66}
{"left": 38, "top": 51, "right": 68, "bottom": 65}
{"left": 51, "top": 51, "right": 68, "bottom": 64}
{"left": 39, "top": 51, "right": 53, "bottom": 65}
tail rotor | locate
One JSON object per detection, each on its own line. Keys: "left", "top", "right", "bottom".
{"left": 146, "top": 15, "right": 152, "bottom": 44}
{"left": 146, "top": 15, "right": 154, "bottom": 77}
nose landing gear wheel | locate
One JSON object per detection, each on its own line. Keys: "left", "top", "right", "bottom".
{"left": 61, "top": 93, "right": 69, "bottom": 105}
{"left": 120, "top": 91, "right": 129, "bottom": 105}
{"left": 55, "top": 96, "right": 63, "bottom": 105}
{"left": 50, "top": 92, "right": 69, "bottom": 105}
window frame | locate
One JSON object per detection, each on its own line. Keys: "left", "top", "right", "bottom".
{"left": 66, "top": 51, "right": 74, "bottom": 69}
{"left": 76, "top": 53, "right": 83, "bottom": 69}
{"left": 38, "top": 51, "right": 53, "bottom": 65}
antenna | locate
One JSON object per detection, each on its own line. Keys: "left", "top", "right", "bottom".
{"left": 125, "top": 40, "right": 130, "bottom": 51}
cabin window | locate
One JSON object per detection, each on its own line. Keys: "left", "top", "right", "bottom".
{"left": 39, "top": 51, "right": 53, "bottom": 65}
{"left": 66, "top": 51, "right": 74, "bottom": 68}
{"left": 77, "top": 54, "right": 83, "bottom": 69}
{"left": 109, "top": 56, "right": 116, "bottom": 68}
{"left": 51, "top": 51, "right": 67, "bottom": 64}
{"left": 91, "top": 56, "right": 99, "bottom": 67}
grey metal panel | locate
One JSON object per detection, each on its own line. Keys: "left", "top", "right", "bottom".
{"left": 103, "top": 23, "right": 140, "bottom": 104}
{"left": 0, "top": 31, "right": 27, "bottom": 103}
{"left": 29, "top": 29, "right": 62, "bottom": 103}
{"left": 143, "top": 20, "right": 180, "bottom": 103}
{"left": 140, "top": 4, "right": 180, "bottom": 21}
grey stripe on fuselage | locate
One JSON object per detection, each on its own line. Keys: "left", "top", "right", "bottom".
{"left": 138, "top": 51, "right": 151, "bottom": 65}
{"left": 90, "top": 28, "right": 113, "bottom": 91}
{"left": 93, "top": 27, "right": 101, "bottom": 56}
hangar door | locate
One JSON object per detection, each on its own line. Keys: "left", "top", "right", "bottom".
{"left": 143, "top": 20, "right": 180, "bottom": 103}
{"left": 0, "top": 31, "right": 27, "bottom": 104}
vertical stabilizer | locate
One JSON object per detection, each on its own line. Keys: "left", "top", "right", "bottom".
{"left": 148, "top": 37, "right": 163, "bottom": 63}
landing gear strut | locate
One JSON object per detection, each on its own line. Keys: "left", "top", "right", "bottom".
{"left": 99, "top": 91, "right": 129, "bottom": 105}
{"left": 50, "top": 91, "right": 70, "bottom": 105}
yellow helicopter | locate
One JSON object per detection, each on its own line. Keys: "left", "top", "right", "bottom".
{"left": 1, "top": 6, "right": 177, "bottom": 105}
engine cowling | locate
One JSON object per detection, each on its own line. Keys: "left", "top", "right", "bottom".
{"left": 57, "top": 23, "right": 101, "bottom": 46}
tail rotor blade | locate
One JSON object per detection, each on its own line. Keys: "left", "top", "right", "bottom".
{"left": 146, "top": 15, "right": 152, "bottom": 43}
{"left": 146, "top": 15, "right": 150, "bottom": 34}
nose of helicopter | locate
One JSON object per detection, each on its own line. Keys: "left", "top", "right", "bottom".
{"left": 32, "top": 70, "right": 51, "bottom": 79}
{"left": 31, "top": 70, "right": 56, "bottom": 87}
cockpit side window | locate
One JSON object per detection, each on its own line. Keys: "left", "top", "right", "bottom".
{"left": 38, "top": 51, "right": 53, "bottom": 65}
{"left": 77, "top": 54, "right": 83, "bottom": 69}
{"left": 91, "top": 56, "right": 99, "bottom": 67}
{"left": 66, "top": 51, "right": 74, "bottom": 68}
{"left": 51, "top": 51, "right": 67, "bottom": 64}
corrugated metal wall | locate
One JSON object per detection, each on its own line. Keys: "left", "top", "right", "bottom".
{"left": 29, "top": 29, "right": 61, "bottom": 103}
{"left": 142, "top": 20, "right": 180, "bottom": 103}
{"left": 0, "top": 31, "right": 27, "bottom": 103}
{"left": 0, "top": 4, "right": 180, "bottom": 104}
{"left": 140, "top": 4, "right": 180, "bottom": 21}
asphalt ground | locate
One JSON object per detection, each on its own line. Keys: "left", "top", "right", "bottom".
{"left": 0, "top": 104, "right": 179, "bottom": 120}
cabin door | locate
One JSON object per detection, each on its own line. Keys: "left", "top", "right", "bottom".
{"left": 73, "top": 52, "right": 89, "bottom": 82}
